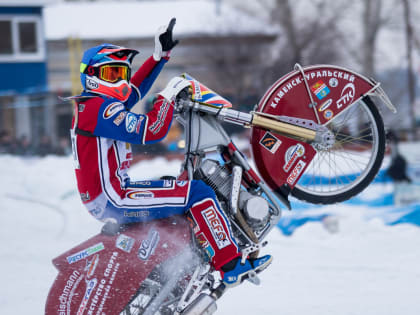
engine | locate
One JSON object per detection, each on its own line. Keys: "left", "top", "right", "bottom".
{"left": 197, "top": 159, "right": 232, "bottom": 201}
{"left": 197, "top": 159, "right": 270, "bottom": 231}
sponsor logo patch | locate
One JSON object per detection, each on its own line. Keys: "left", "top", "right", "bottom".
{"left": 125, "top": 113, "right": 138, "bottom": 133}
{"left": 138, "top": 229, "right": 160, "bottom": 260}
{"left": 67, "top": 242, "right": 105, "bottom": 264}
{"left": 310, "top": 80, "right": 330, "bottom": 100}
{"left": 287, "top": 160, "right": 307, "bottom": 185}
{"left": 103, "top": 102, "right": 124, "bottom": 119}
{"left": 201, "top": 206, "right": 232, "bottom": 249}
{"left": 116, "top": 234, "right": 135, "bottom": 253}
{"left": 283, "top": 143, "right": 305, "bottom": 172}
{"left": 126, "top": 191, "right": 154, "bottom": 199}
{"left": 259, "top": 131, "right": 281, "bottom": 154}
{"left": 336, "top": 82, "right": 355, "bottom": 109}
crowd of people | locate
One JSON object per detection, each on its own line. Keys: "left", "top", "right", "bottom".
{"left": 0, "top": 130, "right": 71, "bottom": 156}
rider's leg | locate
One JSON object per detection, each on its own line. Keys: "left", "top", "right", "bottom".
{"left": 187, "top": 180, "right": 272, "bottom": 288}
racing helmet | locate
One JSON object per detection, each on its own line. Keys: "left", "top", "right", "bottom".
{"left": 80, "top": 43, "right": 139, "bottom": 101}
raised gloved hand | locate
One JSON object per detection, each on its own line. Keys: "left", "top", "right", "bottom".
{"left": 153, "top": 18, "right": 179, "bottom": 61}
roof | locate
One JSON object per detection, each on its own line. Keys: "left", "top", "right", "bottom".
{"left": 43, "top": 0, "right": 279, "bottom": 40}
{"left": 0, "top": 0, "right": 55, "bottom": 7}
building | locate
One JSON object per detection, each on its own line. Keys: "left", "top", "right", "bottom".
{"left": 0, "top": 0, "right": 55, "bottom": 151}
{"left": 1, "top": 0, "right": 279, "bottom": 152}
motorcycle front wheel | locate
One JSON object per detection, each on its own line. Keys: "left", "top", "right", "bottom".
{"left": 291, "top": 96, "right": 386, "bottom": 204}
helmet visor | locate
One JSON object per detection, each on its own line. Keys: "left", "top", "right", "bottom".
{"left": 100, "top": 64, "right": 130, "bottom": 83}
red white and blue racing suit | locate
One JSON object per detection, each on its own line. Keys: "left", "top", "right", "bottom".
{"left": 71, "top": 55, "right": 240, "bottom": 269}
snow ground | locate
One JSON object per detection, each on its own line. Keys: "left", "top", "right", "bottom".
{"left": 0, "top": 155, "right": 419, "bottom": 315}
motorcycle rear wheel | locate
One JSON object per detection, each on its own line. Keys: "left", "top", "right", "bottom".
{"left": 291, "top": 96, "right": 385, "bottom": 204}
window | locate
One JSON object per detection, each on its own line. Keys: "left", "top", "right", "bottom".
{"left": 0, "top": 15, "right": 44, "bottom": 61}
{"left": 0, "top": 20, "right": 12, "bottom": 54}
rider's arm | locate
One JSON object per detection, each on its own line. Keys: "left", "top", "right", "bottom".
{"left": 128, "top": 56, "right": 169, "bottom": 106}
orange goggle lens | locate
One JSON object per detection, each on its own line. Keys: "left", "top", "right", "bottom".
{"left": 100, "top": 65, "right": 129, "bottom": 83}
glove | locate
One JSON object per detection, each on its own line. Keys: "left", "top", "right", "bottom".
{"left": 158, "top": 77, "right": 191, "bottom": 102}
{"left": 153, "top": 18, "right": 179, "bottom": 61}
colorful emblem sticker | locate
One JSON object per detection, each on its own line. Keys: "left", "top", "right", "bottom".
{"left": 310, "top": 80, "right": 330, "bottom": 100}
{"left": 283, "top": 143, "right": 305, "bottom": 172}
{"left": 329, "top": 78, "right": 339, "bottom": 87}
{"left": 259, "top": 131, "right": 282, "bottom": 154}
{"left": 116, "top": 234, "right": 135, "bottom": 253}
{"left": 196, "top": 232, "right": 215, "bottom": 259}
{"left": 324, "top": 109, "right": 334, "bottom": 120}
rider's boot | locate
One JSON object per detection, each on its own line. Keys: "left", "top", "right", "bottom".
{"left": 221, "top": 254, "right": 273, "bottom": 288}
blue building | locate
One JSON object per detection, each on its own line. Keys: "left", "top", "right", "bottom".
{"left": 0, "top": 1, "right": 54, "bottom": 151}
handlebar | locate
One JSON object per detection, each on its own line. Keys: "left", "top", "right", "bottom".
{"left": 175, "top": 98, "right": 317, "bottom": 142}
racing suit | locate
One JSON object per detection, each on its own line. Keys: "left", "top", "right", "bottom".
{"left": 70, "top": 55, "right": 240, "bottom": 269}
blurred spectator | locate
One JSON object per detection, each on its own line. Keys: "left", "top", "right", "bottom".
{"left": 55, "top": 137, "right": 71, "bottom": 156}
{"left": 387, "top": 130, "right": 411, "bottom": 183}
{"left": 37, "top": 134, "right": 54, "bottom": 157}
{"left": 15, "top": 135, "right": 34, "bottom": 156}
{"left": 0, "top": 130, "right": 17, "bottom": 154}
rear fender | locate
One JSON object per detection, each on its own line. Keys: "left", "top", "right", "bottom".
{"left": 45, "top": 215, "right": 191, "bottom": 315}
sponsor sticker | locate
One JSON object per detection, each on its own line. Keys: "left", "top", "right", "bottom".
{"left": 318, "top": 99, "right": 332, "bottom": 112}
{"left": 138, "top": 229, "right": 160, "bottom": 260}
{"left": 125, "top": 113, "right": 138, "bottom": 133}
{"left": 259, "top": 131, "right": 282, "bottom": 154}
{"left": 78, "top": 104, "right": 85, "bottom": 112}
{"left": 76, "top": 278, "right": 97, "bottom": 315}
{"left": 336, "top": 82, "right": 355, "bottom": 109}
{"left": 126, "top": 191, "right": 154, "bottom": 199}
{"left": 103, "top": 102, "right": 124, "bottom": 119}
{"left": 113, "top": 112, "right": 127, "bottom": 126}
{"left": 67, "top": 243, "right": 105, "bottom": 264}
{"left": 84, "top": 254, "right": 99, "bottom": 278}
{"left": 310, "top": 80, "right": 330, "bottom": 100}
{"left": 80, "top": 191, "right": 90, "bottom": 202}
{"left": 116, "top": 234, "right": 135, "bottom": 253}
{"left": 201, "top": 206, "right": 232, "bottom": 249}
{"left": 86, "top": 78, "right": 99, "bottom": 90}
{"left": 58, "top": 270, "right": 82, "bottom": 314}
{"left": 287, "top": 160, "right": 307, "bottom": 185}
{"left": 283, "top": 143, "right": 305, "bottom": 172}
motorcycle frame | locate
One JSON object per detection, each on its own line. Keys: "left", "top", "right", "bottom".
{"left": 175, "top": 104, "right": 284, "bottom": 247}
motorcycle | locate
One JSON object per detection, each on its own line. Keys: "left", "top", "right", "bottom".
{"left": 45, "top": 64, "right": 396, "bottom": 314}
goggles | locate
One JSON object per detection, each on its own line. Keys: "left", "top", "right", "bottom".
{"left": 84, "top": 64, "right": 131, "bottom": 83}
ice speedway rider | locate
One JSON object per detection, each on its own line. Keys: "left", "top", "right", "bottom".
{"left": 70, "top": 18, "right": 272, "bottom": 288}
